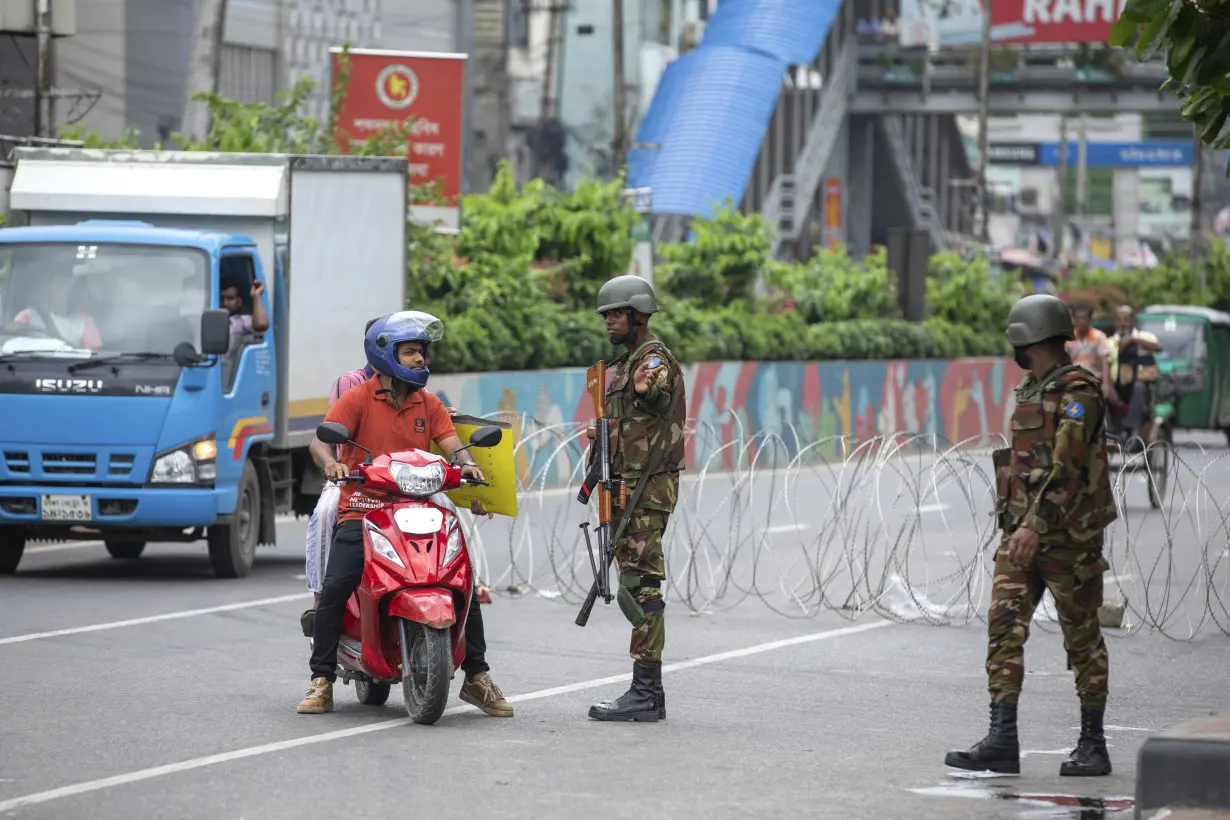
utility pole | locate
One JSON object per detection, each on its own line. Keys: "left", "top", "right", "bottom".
{"left": 1075, "top": 113, "right": 1087, "bottom": 222}
{"left": 0, "top": 6, "right": 95, "bottom": 138}
{"left": 611, "top": 0, "right": 628, "bottom": 172}
{"left": 975, "top": 0, "right": 991, "bottom": 245}
{"left": 1191, "top": 132, "right": 1205, "bottom": 290}
{"left": 1055, "top": 114, "right": 1068, "bottom": 257}
{"left": 34, "top": 0, "right": 51, "bottom": 136}
{"left": 182, "top": 0, "right": 229, "bottom": 143}
{"left": 540, "top": 1, "right": 563, "bottom": 122}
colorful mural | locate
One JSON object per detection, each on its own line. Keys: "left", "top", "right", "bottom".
{"left": 429, "top": 357, "right": 1025, "bottom": 489}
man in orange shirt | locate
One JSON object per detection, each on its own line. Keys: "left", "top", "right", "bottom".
{"left": 296, "top": 311, "right": 512, "bottom": 719}
{"left": 1065, "top": 301, "right": 1114, "bottom": 399}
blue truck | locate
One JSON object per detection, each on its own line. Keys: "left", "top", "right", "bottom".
{"left": 0, "top": 148, "right": 409, "bottom": 577}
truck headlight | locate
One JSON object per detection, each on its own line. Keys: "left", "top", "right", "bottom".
{"left": 150, "top": 433, "right": 217, "bottom": 485}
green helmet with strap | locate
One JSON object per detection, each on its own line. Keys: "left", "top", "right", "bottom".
{"left": 596, "top": 274, "right": 659, "bottom": 315}
{"left": 1004, "top": 293, "right": 1075, "bottom": 347}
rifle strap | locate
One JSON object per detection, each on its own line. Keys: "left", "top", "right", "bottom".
{"left": 606, "top": 369, "right": 682, "bottom": 552}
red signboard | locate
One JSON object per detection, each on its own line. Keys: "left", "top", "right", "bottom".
{"left": 330, "top": 48, "right": 466, "bottom": 217}
{"left": 989, "top": 0, "right": 1124, "bottom": 43}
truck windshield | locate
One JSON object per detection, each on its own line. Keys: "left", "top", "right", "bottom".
{"left": 1137, "top": 318, "right": 1202, "bottom": 361}
{"left": 0, "top": 242, "right": 209, "bottom": 358}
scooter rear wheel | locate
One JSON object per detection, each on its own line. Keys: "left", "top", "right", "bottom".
{"left": 399, "top": 619, "right": 451, "bottom": 725}
{"left": 355, "top": 679, "right": 392, "bottom": 706}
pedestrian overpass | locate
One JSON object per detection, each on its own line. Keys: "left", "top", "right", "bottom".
{"left": 628, "top": 0, "right": 1174, "bottom": 260}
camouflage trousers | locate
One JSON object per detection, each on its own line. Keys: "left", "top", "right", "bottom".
{"left": 613, "top": 507, "right": 668, "bottom": 664}
{"left": 986, "top": 535, "right": 1110, "bottom": 709}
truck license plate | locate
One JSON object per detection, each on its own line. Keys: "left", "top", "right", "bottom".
{"left": 40, "top": 494, "right": 92, "bottom": 521}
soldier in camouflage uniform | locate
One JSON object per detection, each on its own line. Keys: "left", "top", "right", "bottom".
{"left": 587, "top": 275, "right": 687, "bottom": 723}
{"left": 945, "top": 294, "right": 1117, "bottom": 777}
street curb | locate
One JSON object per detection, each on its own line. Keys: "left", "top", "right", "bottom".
{"left": 1136, "top": 711, "right": 1230, "bottom": 820}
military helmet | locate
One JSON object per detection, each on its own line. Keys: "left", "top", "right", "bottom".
{"left": 1004, "top": 294, "right": 1075, "bottom": 347}
{"left": 596, "top": 274, "right": 659, "bottom": 315}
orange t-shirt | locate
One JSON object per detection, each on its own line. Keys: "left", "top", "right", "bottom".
{"left": 322, "top": 376, "right": 458, "bottom": 522}
{"left": 1065, "top": 327, "right": 1110, "bottom": 376}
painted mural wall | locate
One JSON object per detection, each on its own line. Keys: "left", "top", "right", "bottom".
{"left": 429, "top": 357, "right": 1026, "bottom": 490}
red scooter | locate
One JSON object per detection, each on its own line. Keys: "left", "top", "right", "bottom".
{"left": 313, "top": 421, "right": 502, "bottom": 725}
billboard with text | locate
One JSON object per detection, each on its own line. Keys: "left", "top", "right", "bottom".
{"left": 331, "top": 48, "right": 467, "bottom": 232}
{"left": 898, "top": 0, "right": 1125, "bottom": 45}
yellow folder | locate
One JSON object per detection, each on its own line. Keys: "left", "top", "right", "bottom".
{"left": 429, "top": 414, "right": 519, "bottom": 518}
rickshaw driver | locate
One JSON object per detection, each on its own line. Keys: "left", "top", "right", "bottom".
{"left": 1108, "top": 306, "right": 1164, "bottom": 444}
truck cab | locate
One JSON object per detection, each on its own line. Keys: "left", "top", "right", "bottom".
{"left": 0, "top": 148, "right": 408, "bottom": 577}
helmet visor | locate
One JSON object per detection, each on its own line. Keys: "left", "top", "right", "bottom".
{"left": 381, "top": 310, "right": 444, "bottom": 344}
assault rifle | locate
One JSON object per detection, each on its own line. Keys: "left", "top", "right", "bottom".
{"left": 575, "top": 361, "right": 626, "bottom": 626}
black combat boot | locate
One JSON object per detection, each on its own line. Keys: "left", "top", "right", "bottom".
{"left": 944, "top": 702, "right": 1021, "bottom": 774}
{"left": 1059, "top": 707, "right": 1112, "bottom": 776}
{"left": 652, "top": 664, "right": 666, "bottom": 719}
{"left": 588, "top": 661, "right": 661, "bottom": 722}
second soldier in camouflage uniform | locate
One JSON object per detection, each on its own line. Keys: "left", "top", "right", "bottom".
{"left": 588, "top": 275, "right": 687, "bottom": 723}
{"left": 945, "top": 294, "right": 1117, "bottom": 777}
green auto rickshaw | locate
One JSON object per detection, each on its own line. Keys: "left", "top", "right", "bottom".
{"left": 1137, "top": 305, "right": 1230, "bottom": 445}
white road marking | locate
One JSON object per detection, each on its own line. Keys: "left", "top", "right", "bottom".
{"left": 1020, "top": 748, "right": 1079, "bottom": 758}
{"left": 917, "top": 504, "right": 949, "bottom": 514}
{"left": 766, "top": 523, "right": 808, "bottom": 534}
{"left": 0, "top": 593, "right": 312, "bottom": 646}
{"left": 0, "top": 619, "right": 892, "bottom": 812}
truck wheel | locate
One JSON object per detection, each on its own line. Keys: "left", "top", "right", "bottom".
{"left": 207, "top": 459, "right": 260, "bottom": 579}
{"left": 105, "top": 541, "right": 146, "bottom": 560}
{"left": 0, "top": 529, "right": 26, "bottom": 574}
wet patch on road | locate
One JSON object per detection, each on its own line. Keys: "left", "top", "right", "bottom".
{"left": 909, "top": 781, "right": 1134, "bottom": 818}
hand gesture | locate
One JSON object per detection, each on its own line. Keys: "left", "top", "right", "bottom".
{"left": 460, "top": 463, "right": 485, "bottom": 483}
{"left": 1006, "top": 525, "right": 1040, "bottom": 569}
{"left": 323, "top": 462, "right": 350, "bottom": 482}
{"left": 633, "top": 355, "right": 663, "bottom": 395}
{"left": 251, "top": 279, "right": 265, "bottom": 298}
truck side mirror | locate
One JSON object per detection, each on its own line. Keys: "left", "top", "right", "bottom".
{"left": 200, "top": 309, "right": 231, "bottom": 355}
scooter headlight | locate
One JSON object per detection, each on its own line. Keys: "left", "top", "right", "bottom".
{"left": 366, "top": 526, "right": 405, "bottom": 569}
{"left": 443, "top": 513, "right": 465, "bottom": 566}
{"left": 388, "top": 460, "right": 446, "bottom": 496}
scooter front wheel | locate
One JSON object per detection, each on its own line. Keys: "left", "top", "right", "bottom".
{"left": 399, "top": 618, "right": 451, "bottom": 725}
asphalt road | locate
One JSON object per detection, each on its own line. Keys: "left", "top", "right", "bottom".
{"left": 1, "top": 435, "right": 1228, "bottom": 820}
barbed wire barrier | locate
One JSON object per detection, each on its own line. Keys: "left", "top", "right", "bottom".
{"left": 462, "top": 413, "right": 1230, "bottom": 641}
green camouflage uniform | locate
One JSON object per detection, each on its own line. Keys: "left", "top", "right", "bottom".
{"left": 605, "top": 333, "right": 686, "bottom": 664}
{"left": 989, "top": 363, "right": 1118, "bottom": 709}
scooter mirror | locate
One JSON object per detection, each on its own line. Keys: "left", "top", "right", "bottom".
{"left": 316, "top": 422, "right": 352, "bottom": 445}
{"left": 469, "top": 426, "right": 503, "bottom": 448}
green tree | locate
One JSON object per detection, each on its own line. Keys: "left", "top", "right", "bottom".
{"left": 656, "top": 200, "right": 774, "bottom": 308}
{"left": 1110, "top": 0, "right": 1230, "bottom": 151}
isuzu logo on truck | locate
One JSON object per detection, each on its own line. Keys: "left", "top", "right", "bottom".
{"left": 34, "top": 378, "right": 104, "bottom": 394}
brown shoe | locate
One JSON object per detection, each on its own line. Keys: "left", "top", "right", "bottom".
{"left": 297, "top": 677, "right": 333, "bottom": 714}
{"left": 459, "top": 671, "right": 513, "bottom": 717}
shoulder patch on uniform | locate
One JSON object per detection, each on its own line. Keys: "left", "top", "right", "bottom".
{"left": 1064, "top": 400, "right": 1085, "bottom": 420}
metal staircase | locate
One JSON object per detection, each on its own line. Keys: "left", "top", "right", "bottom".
{"left": 879, "top": 114, "right": 947, "bottom": 252}
{"left": 763, "top": 40, "right": 855, "bottom": 258}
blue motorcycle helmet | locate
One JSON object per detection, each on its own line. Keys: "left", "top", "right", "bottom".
{"left": 363, "top": 310, "right": 444, "bottom": 390}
